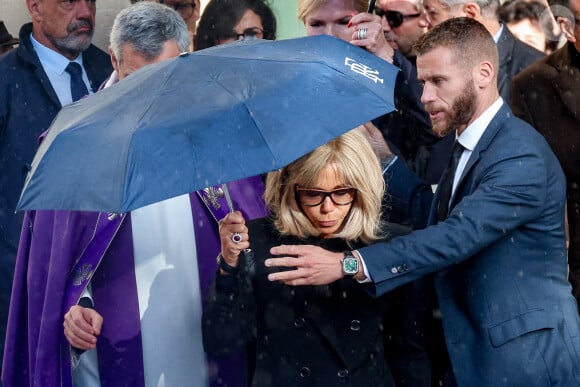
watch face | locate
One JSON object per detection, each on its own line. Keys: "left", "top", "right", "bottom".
{"left": 343, "top": 257, "right": 358, "bottom": 275}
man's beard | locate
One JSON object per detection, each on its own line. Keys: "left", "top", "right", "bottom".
{"left": 47, "top": 19, "right": 94, "bottom": 57}
{"left": 431, "top": 79, "right": 477, "bottom": 138}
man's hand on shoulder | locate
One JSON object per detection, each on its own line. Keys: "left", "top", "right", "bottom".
{"left": 266, "top": 245, "right": 345, "bottom": 286}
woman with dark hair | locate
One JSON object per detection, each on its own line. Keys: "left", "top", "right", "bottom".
{"left": 194, "top": 0, "right": 277, "bottom": 50}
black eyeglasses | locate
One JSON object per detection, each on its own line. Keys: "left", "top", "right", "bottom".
{"left": 374, "top": 8, "right": 422, "bottom": 27}
{"left": 295, "top": 187, "right": 357, "bottom": 207}
{"left": 160, "top": 1, "right": 196, "bottom": 19}
{"left": 234, "top": 27, "right": 264, "bottom": 41}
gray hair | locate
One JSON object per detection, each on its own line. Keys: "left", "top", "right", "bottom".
{"left": 437, "top": 0, "right": 500, "bottom": 19}
{"left": 110, "top": 2, "right": 190, "bottom": 64}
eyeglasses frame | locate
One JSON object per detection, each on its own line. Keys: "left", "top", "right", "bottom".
{"left": 295, "top": 186, "right": 358, "bottom": 207}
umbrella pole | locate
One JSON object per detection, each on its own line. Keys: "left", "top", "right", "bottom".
{"left": 222, "top": 184, "right": 235, "bottom": 213}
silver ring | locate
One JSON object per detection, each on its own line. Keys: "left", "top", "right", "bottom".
{"left": 231, "top": 232, "right": 242, "bottom": 244}
{"left": 357, "top": 28, "right": 367, "bottom": 40}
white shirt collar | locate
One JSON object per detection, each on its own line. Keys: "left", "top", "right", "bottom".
{"left": 457, "top": 97, "right": 504, "bottom": 152}
{"left": 29, "top": 32, "right": 83, "bottom": 75}
{"left": 493, "top": 24, "right": 504, "bottom": 44}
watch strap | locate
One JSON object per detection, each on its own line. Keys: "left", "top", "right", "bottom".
{"left": 217, "top": 253, "right": 239, "bottom": 274}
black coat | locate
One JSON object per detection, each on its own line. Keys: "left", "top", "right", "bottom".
{"left": 203, "top": 218, "right": 429, "bottom": 387}
{"left": 511, "top": 42, "right": 580, "bottom": 302}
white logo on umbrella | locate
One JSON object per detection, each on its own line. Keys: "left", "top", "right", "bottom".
{"left": 344, "top": 57, "right": 384, "bottom": 84}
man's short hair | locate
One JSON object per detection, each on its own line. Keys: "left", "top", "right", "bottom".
{"left": 413, "top": 17, "right": 499, "bottom": 76}
{"left": 110, "top": 2, "right": 190, "bottom": 64}
{"left": 438, "top": 0, "right": 500, "bottom": 19}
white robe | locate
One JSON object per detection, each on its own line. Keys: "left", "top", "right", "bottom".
{"left": 74, "top": 194, "right": 209, "bottom": 387}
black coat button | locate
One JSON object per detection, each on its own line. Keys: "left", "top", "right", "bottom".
{"left": 299, "top": 367, "right": 311, "bottom": 377}
{"left": 294, "top": 317, "right": 306, "bottom": 328}
{"left": 337, "top": 368, "right": 349, "bottom": 378}
{"left": 350, "top": 320, "right": 361, "bottom": 331}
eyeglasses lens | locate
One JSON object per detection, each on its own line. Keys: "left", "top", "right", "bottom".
{"left": 297, "top": 188, "right": 356, "bottom": 206}
{"left": 375, "top": 8, "right": 416, "bottom": 27}
{"left": 236, "top": 27, "right": 264, "bottom": 40}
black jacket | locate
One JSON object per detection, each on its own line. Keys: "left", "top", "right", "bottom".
{"left": 203, "top": 217, "right": 429, "bottom": 386}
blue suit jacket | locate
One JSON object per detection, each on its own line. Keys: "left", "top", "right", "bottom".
{"left": 365, "top": 104, "right": 580, "bottom": 385}
{"left": 0, "top": 23, "right": 112, "bottom": 264}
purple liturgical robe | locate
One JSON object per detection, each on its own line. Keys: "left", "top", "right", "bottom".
{"left": 2, "top": 176, "right": 268, "bottom": 387}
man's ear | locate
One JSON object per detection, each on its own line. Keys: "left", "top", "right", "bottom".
{"left": 462, "top": 2, "right": 481, "bottom": 19}
{"left": 557, "top": 16, "right": 577, "bottom": 43}
{"left": 27, "top": 0, "right": 42, "bottom": 22}
{"left": 475, "top": 60, "right": 495, "bottom": 89}
{"left": 110, "top": 48, "right": 120, "bottom": 73}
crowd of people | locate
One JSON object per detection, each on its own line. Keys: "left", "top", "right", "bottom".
{"left": 1, "top": 0, "right": 579, "bottom": 386}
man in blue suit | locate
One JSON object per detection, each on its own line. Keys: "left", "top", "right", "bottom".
{"left": 266, "top": 17, "right": 580, "bottom": 386}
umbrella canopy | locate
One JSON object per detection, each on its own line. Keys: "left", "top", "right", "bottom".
{"left": 18, "top": 35, "right": 398, "bottom": 213}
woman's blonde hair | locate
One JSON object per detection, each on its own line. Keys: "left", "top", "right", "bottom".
{"left": 297, "top": 0, "right": 369, "bottom": 22}
{"left": 264, "top": 128, "right": 384, "bottom": 243}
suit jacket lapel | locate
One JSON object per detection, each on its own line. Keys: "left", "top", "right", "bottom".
{"left": 18, "top": 30, "right": 62, "bottom": 108}
{"left": 550, "top": 44, "right": 580, "bottom": 121}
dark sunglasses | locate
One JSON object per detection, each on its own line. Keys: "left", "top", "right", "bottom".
{"left": 374, "top": 8, "right": 422, "bottom": 27}
{"left": 295, "top": 187, "right": 357, "bottom": 207}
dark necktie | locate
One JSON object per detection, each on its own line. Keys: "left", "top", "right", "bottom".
{"left": 437, "top": 140, "right": 464, "bottom": 221}
{"left": 65, "top": 62, "right": 89, "bottom": 102}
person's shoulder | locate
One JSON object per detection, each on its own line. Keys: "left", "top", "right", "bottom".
{"left": 512, "top": 36, "right": 544, "bottom": 61}
{"left": 494, "top": 104, "right": 553, "bottom": 149}
{"left": 512, "top": 49, "right": 559, "bottom": 87}
{"left": 0, "top": 46, "right": 21, "bottom": 69}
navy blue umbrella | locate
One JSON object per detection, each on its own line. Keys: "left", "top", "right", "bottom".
{"left": 18, "top": 35, "right": 398, "bottom": 212}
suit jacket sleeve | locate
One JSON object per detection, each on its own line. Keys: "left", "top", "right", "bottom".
{"left": 364, "top": 125, "right": 551, "bottom": 296}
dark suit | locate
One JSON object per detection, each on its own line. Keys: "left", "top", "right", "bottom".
{"left": 511, "top": 42, "right": 580, "bottom": 304}
{"left": 203, "top": 218, "right": 429, "bottom": 387}
{"left": 0, "top": 22, "right": 111, "bottom": 378}
{"left": 496, "top": 26, "right": 544, "bottom": 103}
{"left": 361, "top": 103, "right": 580, "bottom": 386}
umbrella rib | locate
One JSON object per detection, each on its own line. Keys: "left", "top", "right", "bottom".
{"left": 211, "top": 77, "right": 278, "bottom": 165}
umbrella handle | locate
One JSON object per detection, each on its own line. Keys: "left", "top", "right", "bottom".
{"left": 221, "top": 183, "right": 235, "bottom": 213}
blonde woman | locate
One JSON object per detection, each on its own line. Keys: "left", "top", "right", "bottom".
{"left": 297, "top": 0, "right": 438, "bottom": 191}
{"left": 203, "top": 128, "right": 428, "bottom": 386}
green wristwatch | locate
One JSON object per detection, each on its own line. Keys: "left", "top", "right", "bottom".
{"left": 342, "top": 251, "right": 359, "bottom": 276}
